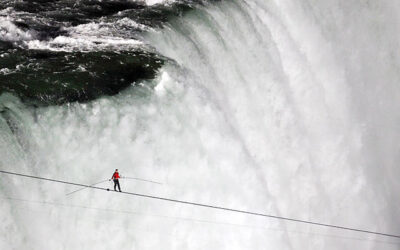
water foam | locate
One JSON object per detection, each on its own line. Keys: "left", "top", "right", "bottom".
{"left": 25, "top": 20, "right": 144, "bottom": 52}
{"left": 0, "top": 16, "right": 37, "bottom": 42}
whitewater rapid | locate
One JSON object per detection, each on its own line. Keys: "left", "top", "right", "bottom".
{"left": 1, "top": 0, "right": 400, "bottom": 249}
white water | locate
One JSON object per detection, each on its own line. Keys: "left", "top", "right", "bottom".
{"left": 1, "top": 0, "right": 400, "bottom": 249}
{"left": 0, "top": 16, "right": 37, "bottom": 42}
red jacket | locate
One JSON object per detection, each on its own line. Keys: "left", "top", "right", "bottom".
{"left": 112, "top": 172, "right": 120, "bottom": 179}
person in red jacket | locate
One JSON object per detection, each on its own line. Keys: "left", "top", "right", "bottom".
{"left": 110, "top": 169, "right": 122, "bottom": 192}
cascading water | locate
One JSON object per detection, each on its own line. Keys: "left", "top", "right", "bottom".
{"left": 1, "top": 0, "right": 399, "bottom": 249}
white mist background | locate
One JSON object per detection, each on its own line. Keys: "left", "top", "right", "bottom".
{"left": 1, "top": 0, "right": 400, "bottom": 249}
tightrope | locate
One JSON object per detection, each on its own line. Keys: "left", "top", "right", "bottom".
{"left": 1, "top": 169, "right": 399, "bottom": 239}
{"left": 66, "top": 179, "right": 109, "bottom": 196}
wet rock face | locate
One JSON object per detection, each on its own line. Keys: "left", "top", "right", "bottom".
{"left": 0, "top": 0, "right": 206, "bottom": 105}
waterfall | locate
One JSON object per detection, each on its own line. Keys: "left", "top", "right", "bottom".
{"left": 0, "top": 0, "right": 399, "bottom": 249}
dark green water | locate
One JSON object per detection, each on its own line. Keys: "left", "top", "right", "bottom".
{"left": 0, "top": 0, "right": 204, "bottom": 105}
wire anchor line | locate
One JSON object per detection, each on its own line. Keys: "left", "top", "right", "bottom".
{"left": 0, "top": 169, "right": 399, "bottom": 239}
